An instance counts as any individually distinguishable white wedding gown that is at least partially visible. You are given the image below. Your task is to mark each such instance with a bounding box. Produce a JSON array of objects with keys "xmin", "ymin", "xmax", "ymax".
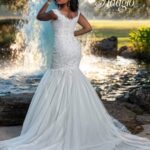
[{"xmin": 0, "ymin": 8, "xmax": 150, "ymax": 150}]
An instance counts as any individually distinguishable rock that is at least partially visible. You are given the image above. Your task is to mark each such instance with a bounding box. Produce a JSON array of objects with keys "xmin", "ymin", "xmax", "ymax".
[
  {"xmin": 135, "ymin": 69, "xmax": 149, "ymax": 77},
  {"xmin": 137, "ymin": 124, "xmax": 150, "ymax": 139},
  {"xmin": 0, "ymin": 126, "xmax": 22, "ymax": 140},
  {"xmin": 91, "ymin": 36, "xmax": 118, "ymax": 58},
  {"xmin": 116, "ymin": 92, "xmax": 130, "ymax": 102},
  {"xmin": 124, "ymin": 92, "xmax": 130, "ymax": 99},
  {"xmin": 0, "ymin": 93, "xmax": 33, "ymax": 126},
  {"xmin": 118, "ymin": 46, "xmax": 136, "ymax": 58},
  {"xmin": 128, "ymin": 86, "xmax": 150, "ymax": 113},
  {"xmin": 107, "ymin": 85, "xmax": 113, "ymax": 93},
  {"xmin": 121, "ymin": 102, "xmax": 144, "ymax": 115},
  {"xmin": 0, "ymin": 91, "xmax": 146, "ymax": 134},
  {"xmin": 95, "ymin": 87, "xmax": 102, "ymax": 99},
  {"xmin": 136, "ymin": 114, "xmax": 150, "ymax": 124},
  {"xmin": 102, "ymin": 100, "xmax": 143, "ymax": 134}
]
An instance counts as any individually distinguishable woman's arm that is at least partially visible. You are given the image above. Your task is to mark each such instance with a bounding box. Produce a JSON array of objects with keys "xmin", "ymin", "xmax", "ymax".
[
  {"xmin": 74, "ymin": 13, "xmax": 92, "ymax": 36},
  {"xmin": 36, "ymin": 0, "xmax": 57, "ymax": 21}
]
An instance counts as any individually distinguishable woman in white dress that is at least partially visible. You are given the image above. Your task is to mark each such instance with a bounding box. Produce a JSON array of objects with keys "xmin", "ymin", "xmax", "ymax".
[{"xmin": 0, "ymin": 0, "xmax": 150, "ymax": 149}]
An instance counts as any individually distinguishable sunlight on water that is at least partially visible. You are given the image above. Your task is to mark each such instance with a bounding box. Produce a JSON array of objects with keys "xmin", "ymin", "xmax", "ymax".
[
  {"xmin": 80, "ymin": 55, "xmax": 137, "ymax": 80},
  {"xmin": 0, "ymin": 24, "xmax": 44, "ymax": 78},
  {"xmin": 87, "ymin": 0, "xmax": 96, "ymax": 4},
  {"xmin": 79, "ymin": 34, "xmax": 137, "ymax": 80},
  {"xmin": 0, "ymin": 0, "xmax": 57, "ymax": 79}
]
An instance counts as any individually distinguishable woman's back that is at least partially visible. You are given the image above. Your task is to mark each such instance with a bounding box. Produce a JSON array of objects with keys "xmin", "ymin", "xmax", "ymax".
[
  {"xmin": 50, "ymin": 8, "xmax": 82, "ymax": 70},
  {"xmin": 51, "ymin": 9, "xmax": 80, "ymax": 36}
]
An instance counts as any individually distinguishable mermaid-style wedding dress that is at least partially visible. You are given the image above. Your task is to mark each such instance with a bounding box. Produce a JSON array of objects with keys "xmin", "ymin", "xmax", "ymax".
[{"xmin": 0, "ymin": 8, "xmax": 150, "ymax": 150}]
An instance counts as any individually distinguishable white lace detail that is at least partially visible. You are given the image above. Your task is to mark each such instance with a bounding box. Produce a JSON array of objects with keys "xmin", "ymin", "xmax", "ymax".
[{"xmin": 50, "ymin": 8, "xmax": 81, "ymax": 71}]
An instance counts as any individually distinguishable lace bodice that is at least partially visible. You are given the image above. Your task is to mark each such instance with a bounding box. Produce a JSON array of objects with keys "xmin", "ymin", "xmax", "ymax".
[{"xmin": 50, "ymin": 8, "xmax": 82, "ymax": 71}]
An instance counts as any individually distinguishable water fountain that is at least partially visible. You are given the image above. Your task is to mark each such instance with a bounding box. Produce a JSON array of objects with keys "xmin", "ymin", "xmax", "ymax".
[
  {"xmin": 9, "ymin": 0, "xmax": 57, "ymax": 72},
  {"xmin": 0, "ymin": 0, "xmax": 58, "ymax": 95}
]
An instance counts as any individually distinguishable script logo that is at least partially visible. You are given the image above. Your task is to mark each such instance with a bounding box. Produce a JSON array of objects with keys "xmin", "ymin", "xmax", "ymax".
[{"xmin": 94, "ymin": 0, "xmax": 135, "ymax": 12}]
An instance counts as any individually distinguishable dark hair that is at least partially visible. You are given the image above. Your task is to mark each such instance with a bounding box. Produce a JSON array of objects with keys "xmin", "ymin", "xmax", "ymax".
[{"xmin": 54, "ymin": 0, "xmax": 79, "ymax": 12}]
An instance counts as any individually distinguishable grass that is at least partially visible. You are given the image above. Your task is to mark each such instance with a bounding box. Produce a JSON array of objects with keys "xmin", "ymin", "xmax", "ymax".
[
  {"xmin": 1, "ymin": 19, "xmax": 150, "ymax": 49},
  {"xmin": 88, "ymin": 20, "xmax": 150, "ymax": 49}
]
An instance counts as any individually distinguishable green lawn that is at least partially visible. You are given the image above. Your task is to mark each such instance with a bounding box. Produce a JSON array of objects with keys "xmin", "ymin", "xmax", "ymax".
[{"xmin": 88, "ymin": 20, "xmax": 150, "ymax": 48}]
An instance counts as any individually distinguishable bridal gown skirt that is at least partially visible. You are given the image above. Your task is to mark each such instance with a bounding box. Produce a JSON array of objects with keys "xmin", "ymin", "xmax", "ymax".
[{"xmin": 0, "ymin": 66, "xmax": 150, "ymax": 150}]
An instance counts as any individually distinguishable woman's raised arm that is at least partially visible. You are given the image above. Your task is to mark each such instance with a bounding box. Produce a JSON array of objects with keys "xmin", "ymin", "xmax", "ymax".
[{"xmin": 36, "ymin": 0, "xmax": 57, "ymax": 21}]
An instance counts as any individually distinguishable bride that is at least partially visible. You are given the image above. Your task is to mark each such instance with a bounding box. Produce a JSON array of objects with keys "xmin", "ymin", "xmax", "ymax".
[{"xmin": 0, "ymin": 0, "xmax": 150, "ymax": 149}]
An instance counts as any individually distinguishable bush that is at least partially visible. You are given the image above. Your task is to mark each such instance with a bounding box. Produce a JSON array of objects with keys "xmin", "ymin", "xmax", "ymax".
[
  {"xmin": 0, "ymin": 0, "xmax": 27, "ymax": 12},
  {"xmin": 129, "ymin": 27, "xmax": 150, "ymax": 62}
]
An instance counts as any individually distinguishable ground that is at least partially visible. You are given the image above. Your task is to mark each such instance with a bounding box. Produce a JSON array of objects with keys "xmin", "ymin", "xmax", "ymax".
[{"xmin": 0, "ymin": 125, "xmax": 150, "ymax": 141}]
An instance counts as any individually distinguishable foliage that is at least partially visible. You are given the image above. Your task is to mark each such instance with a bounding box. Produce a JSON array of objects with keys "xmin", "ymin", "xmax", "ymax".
[
  {"xmin": 90, "ymin": 20, "xmax": 150, "ymax": 48},
  {"xmin": 94, "ymin": 0, "xmax": 150, "ymax": 19},
  {"xmin": 0, "ymin": 0, "xmax": 27, "ymax": 12},
  {"xmin": 0, "ymin": 24, "xmax": 16, "ymax": 46},
  {"xmin": 1, "ymin": 0, "xmax": 150, "ymax": 18},
  {"xmin": 129, "ymin": 27, "xmax": 150, "ymax": 61}
]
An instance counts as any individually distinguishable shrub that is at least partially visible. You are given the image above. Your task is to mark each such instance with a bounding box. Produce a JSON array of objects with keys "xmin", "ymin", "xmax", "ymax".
[
  {"xmin": 0, "ymin": 0, "xmax": 27, "ymax": 12},
  {"xmin": 129, "ymin": 27, "xmax": 150, "ymax": 62}
]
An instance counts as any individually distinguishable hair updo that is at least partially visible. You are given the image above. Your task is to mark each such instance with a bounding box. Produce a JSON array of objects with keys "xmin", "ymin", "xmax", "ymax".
[{"xmin": 54, "ymin": 0, "xmax": 79, "ymax": 12}]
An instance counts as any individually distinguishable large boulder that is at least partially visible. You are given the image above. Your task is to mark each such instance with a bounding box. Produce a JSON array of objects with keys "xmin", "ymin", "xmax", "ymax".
[
  {"xmin": 118, "ymin": 46, "xmax": 136, "ymax": 58},
  {"xmin": 136, "ymin": 114, "xmax": 150, "ymax": 124},
  {"xmin": 91, "ymin": 36, "xmax": 118, "ymax": 58},
  {"xmin": 0, "ymin": 93, "xmax": 32, "ymax": 126},
  {"xmin": 102, "ymin": 100, "xmax": 143, "ymax": 134},
  {"xmin": 128, "ymin": 86, "xmax": 150, "ymax": 113},
  {"xmin": 0, "ymin": 92, "xmax": 144, "ymax": 134}
]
